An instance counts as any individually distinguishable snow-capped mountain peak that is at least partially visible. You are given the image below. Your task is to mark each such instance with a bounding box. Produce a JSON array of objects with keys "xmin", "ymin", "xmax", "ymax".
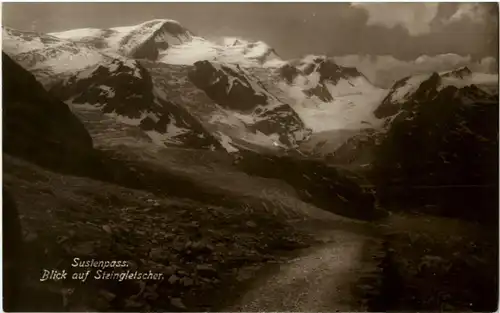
[
  {"xmin": 50, "ymin": 19, "xmax": 193, "ymax": 60},
  {"xmin": 48, "ymin": 19, "xmax": 284, "ymax": 68},
  {"xmin": 2, "ymin": 26, "xmax": 110, "ymax": 86},
  {"xmin": 441, "ymin": 66, "xmax": 472, "ymax": 79},
  {"xmin": 375, "ymin": 66, "xmax": 498, "ymax": 119}
]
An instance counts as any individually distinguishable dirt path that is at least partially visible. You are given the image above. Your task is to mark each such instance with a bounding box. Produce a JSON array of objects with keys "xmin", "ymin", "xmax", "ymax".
[{"xmin": 226, "ymin": 229, "xmax": 381, "ymax": 312}]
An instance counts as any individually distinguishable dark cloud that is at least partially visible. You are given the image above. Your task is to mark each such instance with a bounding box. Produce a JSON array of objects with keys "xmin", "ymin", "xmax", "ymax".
[{"xmin": 2, "ymin": 2, "xmax": 497, "ymax": 61}]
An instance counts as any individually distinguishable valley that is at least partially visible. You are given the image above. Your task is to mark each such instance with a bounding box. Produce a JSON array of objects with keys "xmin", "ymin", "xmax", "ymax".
[{"xmin": 2, "ymin": 13, "xmax": 498, "ymax": 312}]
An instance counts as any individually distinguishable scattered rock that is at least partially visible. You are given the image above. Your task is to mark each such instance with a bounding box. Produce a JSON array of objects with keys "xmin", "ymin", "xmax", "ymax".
[
  {"xmin": 72, "ymin": 241, "xmax": 95, "ymax": 255},
  {"xmin": 170, "ymin": 297, "xmax": 187, "ymax": 310},
  {"xmin": 124, "ymin": 298, "xmax": 143, "ymax": 309},
  {"xmin": 196, "ymin": 264, "xmax": 218, "ymax": 277},
  {"xmin": 180, "ymin": 277, "xmax": 194, "ymax": 287},
  {"xmin": 246, "ymin": 221, "xmax": 257, "ymax": 228},
  {"xmin": 163, "ymin": 266, "xmax": 175, "ymax": 276},
  {"xmin": 98, "ymin": 289, "xmax": 116, "ymax": 302},
  {"xmin": 102, "ymin": 225, "xmax": 112, "ymax": 234},
  {"xmin": 149, "ymin": 247, "xmax": 168, "ymax": 260},
  {"xmin": 168, "ymin": 274, "xmax": 180, "ymax": 284}
]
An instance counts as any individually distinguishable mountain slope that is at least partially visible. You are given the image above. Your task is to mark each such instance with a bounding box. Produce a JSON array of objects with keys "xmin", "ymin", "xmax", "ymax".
[
  {"xmin": 375, "ymin": 67, "xmax": 498, "ymax": 119},
  {"xmin": 330, "ymin": 68, "xmax": 498, "ymax": 222},
  {"xmin": 49, "ymin": 20, "xmax": 283, "ymax": 68},
  {"xmin": 266, "ymin": 56, "xmax": 387, "ymax": 134},
  {"xmin": 5, "ymin": 20, "xmax": 313, "ymax": 151},
  {"xmin": 2, "ymin": 52, "xmax": 95, "ymax": 172},
  {"xmin": 50, "ymin": 19, "xmax": 193, "ymax": 61},
  {"xmin": 3, "ymin": 27, "xmax": 109, "ymax": 87},
  {"xmin": 50, "ymin": 58, "xmax": 221, "ymax": 150},
  {"xmin": 188, "ymin": 61, "xmax": 311, "ymax": 148}
]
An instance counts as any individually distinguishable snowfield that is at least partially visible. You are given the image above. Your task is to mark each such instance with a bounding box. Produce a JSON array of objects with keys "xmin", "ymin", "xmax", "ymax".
[
  {"xmin": 292, "ymin": 89, "xmax": 387, "ymax": 132},
  {"xmin": 159, "ymin": 36, "xmax": 283, "ymax": 67},
  {"xmin": 49, "ymin": 19, "xmax": 283, "ymax": 68},
  {"xmin": 3, "ymin": 27, "xmax": 110, "ymax": 83},
  {"xmin": 271, "ymin": 55, "xmax": 389, "ymax": 132},
  {"xmin": 50, "ymin": 19, "xmax": 192, "ymax": 57}
]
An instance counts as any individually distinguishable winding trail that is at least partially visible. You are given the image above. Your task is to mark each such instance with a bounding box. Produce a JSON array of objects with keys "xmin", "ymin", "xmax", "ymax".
[{"xmin": 227, "ymin": 229, "xmax": 382, "ymax": 312}]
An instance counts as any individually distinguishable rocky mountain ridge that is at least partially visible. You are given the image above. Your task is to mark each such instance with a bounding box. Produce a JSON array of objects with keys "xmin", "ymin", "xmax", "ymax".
[{"xmin": 3, "ymin": 18, "xmax": 498, "ymax": 163}]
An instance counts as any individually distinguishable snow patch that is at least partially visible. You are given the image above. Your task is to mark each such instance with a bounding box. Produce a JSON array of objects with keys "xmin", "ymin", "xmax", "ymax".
[
  {"xmin": 50, "ymin": 19, "xmax": 191, "ymax": 57},
  {"xmin": 239, "ymin": 131, "xmax": 285, "ymax": 149},
  {"xmin": 291, "ymin": 87, "xmax": 386, "ymax": 132},
  {"xmin": 99, "ymin": 85, "xmax": 115, "ymax": 98},
  {"xmin": 159, "ymin": 35, "xmax": 283, "ymax": 67},
  {"xmin": 165, "ymin": 118, "xmax": 190, "ymax": 139},
  {"xmin": 49, "ymin": 28, "xmax": 106, "ymax": 40},
  {"xmin": 214, "ymin": 132, "xmax": 239, "ymax": 153},
  {"xmin": 145, "ymin": 130, "xmax": 169, "ymax": 146},
  {"xmin": 388, "ymin": 74, "xmax": 430, "ymax": 104},
  {"xmin": 106, "ymin": 112, "xmax": 145, "ymax": 126},
  {"xmin": 68, "ymin": 101, "xmax": 102, "ymax": 111}
]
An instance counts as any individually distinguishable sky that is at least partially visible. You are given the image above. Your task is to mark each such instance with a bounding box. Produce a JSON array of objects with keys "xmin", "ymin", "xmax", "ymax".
[{"xmin": 2, "ymin": 2, "xmax": 498, "ymax": 62}]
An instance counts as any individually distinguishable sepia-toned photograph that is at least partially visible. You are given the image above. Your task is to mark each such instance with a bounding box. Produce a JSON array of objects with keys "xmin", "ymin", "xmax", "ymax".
[{"xmin": 1, "ymin": 2, "xmax": 499, "ymax": 312}]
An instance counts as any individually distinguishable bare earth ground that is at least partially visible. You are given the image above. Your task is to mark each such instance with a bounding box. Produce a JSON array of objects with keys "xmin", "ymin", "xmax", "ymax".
[{"xmin": 226, "ymin": 229, "xmax": 383, "ymax": 312}]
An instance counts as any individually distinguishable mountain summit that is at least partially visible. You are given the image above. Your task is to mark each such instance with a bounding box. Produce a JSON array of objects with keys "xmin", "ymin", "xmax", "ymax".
[
  {"xmin": 50, "ymin": 19, "xmax": 193, "ymax": 60},
  {"xmin": 48, "ymin": 19, "xmax": 283, "ymax": 67}
]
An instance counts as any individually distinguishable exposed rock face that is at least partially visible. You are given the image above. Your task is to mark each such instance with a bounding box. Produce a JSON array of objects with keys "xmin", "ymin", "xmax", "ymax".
[
  {"xmin": 189, "ymin": 60, "xmax": 311, "ymax": 147},
  {"xmin": 315, "ymin": 58, "xmax": 365, "ymax": 84},
  {"xmin": 3, "ymin": 52, "xmax": 94, "ymax": 172},
  {"xmin": 279, "ymin": 64, "xmax": 300, "ymax": 84},
  {"xmin": 279, "ymin": 56, "xmax": 374, "ymax": 102},
  {"xmin": 441, "ymin": 66, "xmax": 472, "ymax": 79},
  {"xmin": 303, "ymin": 84, "xmax": 333, "ymax": 102},
  {"xmin": 51, "ymin": 58, "xmax": 221, "ymax": 149},
  {"xmin": 53, "ymin": 59, "xmax": 153, "ymax": 114},
  {"xmin": 128, "ymin": 20, "xmax": 193, "ymax": 60},
  {"xmin": 189, "ymin": 61, "xmax": 268, "ymax": 111},
  {"xmin": 374, "ymin": 73, "xmax": 441, "ymax": 119}
]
